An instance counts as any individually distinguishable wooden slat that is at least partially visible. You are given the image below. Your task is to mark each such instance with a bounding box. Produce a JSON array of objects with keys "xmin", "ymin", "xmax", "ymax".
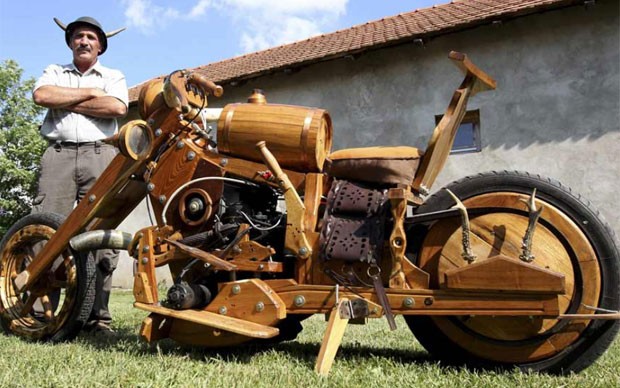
[
  {"xmin": 444, "ymin": 255, "xmax": 565, "ymax": 293},
  {"xmin": 134, "ymin": 302, "xmax": 279, "ymax": 339},
  {"xmin": 315, "ymin": 298, "xmax": 350, "ymax": 376}
]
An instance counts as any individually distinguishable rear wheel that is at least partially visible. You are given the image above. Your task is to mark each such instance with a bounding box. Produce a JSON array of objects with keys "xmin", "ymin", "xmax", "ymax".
[
  {"xmin": 0, "ymin": 213, "xmax": 96, "ymax": 341},
  {"xmin": 406, "ymin": 171, "xmax": 620, "ymax": 374}
]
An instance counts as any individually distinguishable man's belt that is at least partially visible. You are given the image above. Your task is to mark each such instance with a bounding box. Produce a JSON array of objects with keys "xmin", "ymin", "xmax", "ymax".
[{"xmin": 50, "ymin": 140, "xmax": 104, "ymax": 148}]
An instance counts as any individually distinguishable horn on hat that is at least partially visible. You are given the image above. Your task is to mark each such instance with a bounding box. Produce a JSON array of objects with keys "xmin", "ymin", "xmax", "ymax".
[
  {"xmin": 53, "ymin": 17, "xmax": 67, "ymax": 31},
  {"xmin": 106, "ymin": 27, "xmax": 127, "ymax": 38},
  {"xmin": 53, "ymin": 17, "xmax": 126, "ymax": 37}
]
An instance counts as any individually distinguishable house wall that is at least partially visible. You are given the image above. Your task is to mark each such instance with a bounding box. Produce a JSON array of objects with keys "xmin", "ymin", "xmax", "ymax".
[{"xmin": 115, "ymin": 1, "xmax": 619, "ymax": 288}]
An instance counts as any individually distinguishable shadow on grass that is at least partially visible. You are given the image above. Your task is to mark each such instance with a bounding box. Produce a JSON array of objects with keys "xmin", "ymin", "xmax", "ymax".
[{"xmin": 76, "ymin": 326, "xmax": 451, "ymax": 372}]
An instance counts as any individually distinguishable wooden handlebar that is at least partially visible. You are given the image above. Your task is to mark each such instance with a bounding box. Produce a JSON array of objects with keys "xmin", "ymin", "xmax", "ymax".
[
  {"xmin": 188, "ymin": 73, "xmax": 224, "ymax": 97},
  {"xmin": 449, "ymin": 51, "xmax": 496, "ymax": 94}
]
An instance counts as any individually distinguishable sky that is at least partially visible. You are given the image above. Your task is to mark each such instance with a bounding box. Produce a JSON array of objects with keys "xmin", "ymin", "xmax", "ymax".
[{"xmin": 0, "ymin": 0, "xmax": 448, "ymax": 88}]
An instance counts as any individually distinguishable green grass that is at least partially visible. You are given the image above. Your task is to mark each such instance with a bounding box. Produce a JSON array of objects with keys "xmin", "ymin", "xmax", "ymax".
[{"xmin": 1, "ymin": 290, "xmax": 619, "ymax": 387}]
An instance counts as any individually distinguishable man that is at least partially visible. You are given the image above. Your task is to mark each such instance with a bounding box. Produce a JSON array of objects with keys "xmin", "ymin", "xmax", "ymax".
[{"xmin": 32, "ymin": 16, "xmax": 128, "ymax": 334}]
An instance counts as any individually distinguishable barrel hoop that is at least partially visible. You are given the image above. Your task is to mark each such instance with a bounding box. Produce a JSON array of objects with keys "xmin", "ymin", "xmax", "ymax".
[
  {"xmin": 222, "ymin": 104, "xmax": 238, "ymax": 153},
  {"xmin": 300, "ymin": 109, "xmax": 314, "ymax": 170}
]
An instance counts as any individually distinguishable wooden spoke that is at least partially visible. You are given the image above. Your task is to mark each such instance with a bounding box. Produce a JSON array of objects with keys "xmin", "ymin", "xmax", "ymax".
[
  {"xmin": 19, "ymin": 293, "xmax": 37, "ymax": 317},
  {"xmin": 41, "ymin": 295, "xmax": 55, "ymax": 321}
]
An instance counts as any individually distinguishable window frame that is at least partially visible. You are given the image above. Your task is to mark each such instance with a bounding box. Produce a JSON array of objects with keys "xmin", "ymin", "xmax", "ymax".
[{"xmin": 434, "ymin": 109, "xmax": 481, "ymax": 154}]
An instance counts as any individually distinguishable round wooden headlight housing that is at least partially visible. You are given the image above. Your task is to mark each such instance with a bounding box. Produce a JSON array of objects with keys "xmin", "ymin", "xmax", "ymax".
[{"xmin": 117, "ymin": 120, "xmax": 154, "ymax": 161}]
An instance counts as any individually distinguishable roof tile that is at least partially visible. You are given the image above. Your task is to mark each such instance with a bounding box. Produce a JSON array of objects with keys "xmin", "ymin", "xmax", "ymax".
[{"xmin": 129, "ymin": 0, "xmax": 579, "ymax": 102}]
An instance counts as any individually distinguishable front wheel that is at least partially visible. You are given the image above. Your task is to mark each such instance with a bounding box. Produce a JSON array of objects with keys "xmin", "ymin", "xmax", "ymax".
[
  {"xmin": 0, "ymin": 213, "xmax": 96, "ymax": 341},
  {"xmin": 406, "ymin": 171, "xmax": 620, "ymax": 374}
]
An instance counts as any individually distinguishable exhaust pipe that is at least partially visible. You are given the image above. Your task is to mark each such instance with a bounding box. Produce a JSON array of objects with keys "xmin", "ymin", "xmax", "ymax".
[{"xmin": 70, "ymin": 230, "xmax": 133, "ymax": 252}]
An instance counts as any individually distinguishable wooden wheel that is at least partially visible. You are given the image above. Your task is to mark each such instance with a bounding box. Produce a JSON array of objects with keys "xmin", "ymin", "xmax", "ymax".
[
  {"xmin": 0, "ymin": 213, "xmax": 95, "ymax": 341},
  {"xmin": 406, "ymin": 171, "xmax": 620, "ymax": 374}
]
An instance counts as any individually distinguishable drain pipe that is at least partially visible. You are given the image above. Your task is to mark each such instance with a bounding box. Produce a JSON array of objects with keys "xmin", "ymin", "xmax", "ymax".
[{"xmin": 70, "ymin": 230, "xmax": 133, "ymax": 252}]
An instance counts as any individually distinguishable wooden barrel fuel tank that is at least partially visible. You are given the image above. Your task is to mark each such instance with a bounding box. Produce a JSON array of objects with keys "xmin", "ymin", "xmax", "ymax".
[{"xmin": 217, "ymin": 92, "xmax": 332, "ymax": 172}]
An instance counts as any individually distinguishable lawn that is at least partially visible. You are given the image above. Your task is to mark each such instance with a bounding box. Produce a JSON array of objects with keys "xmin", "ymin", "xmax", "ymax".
[{"xmin": 0, "ymin": 290, "xmax": 619, "ymax": 387}]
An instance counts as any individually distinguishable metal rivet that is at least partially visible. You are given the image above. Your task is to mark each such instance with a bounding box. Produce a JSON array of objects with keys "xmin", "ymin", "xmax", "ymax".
[
  {"xmin": 257, "ymin": 264, "xmax": 265, "ymax": 270},
  {"xmin": 147, "ymin": 119, "xmax": 155, "ymax": 126},
  {"xmin": 176, "ymin": 141, "xmax": 185, "ymax": 149},
  {"xmin": 154, "ymin": 128, "xmax": 163, "ymax": 137},
  {"xmin": 424, "ymin": 297, "xmax": 433, "ymax": 306},
  {"xmin": 231, "ymin": 285, "xmax": 241, "ymax": 295},
  {"xmin": 220, "ymin": 158, "xmax": 228, "ymax": 167},
  {"xmin": 147, "ymin": 183, "xmax": 155, "ymax": 192},
  {"xmin": 187, "ymin": 151, "xmax": 196, "ymax": 161},
  {"xmin": 159, "ymin": 195, "xmax": 166, "ymax": 204},
  {"xmin": 293, "ymin": 295, "xmax": 305, "ymax": 307},
  {"xmin": 403, "ymin": 297, "xmax": 414, "ymax": 308},
  {"xmin": 142, "ymin": 246, "xmax": 150, "ymax": 253},
  {"xmin": 393, "ymin": 238, "xmax": 404, "ymax": 248},
  {"xmin": 255, "ymin": 301, "xmax": 265, "ymax": 312},
  {"xmin": 141, "ymin": 257, "xmax": 148, "ymax": 264},
  {"xmin": 88, "ymin": 194, "xmax": 96, "ymax": 203},
  {"xmin": 218, "ymin": 306, "xmax": 227, "ymax": 315},
  {"xmin": 299, "ymin": 247, "xmax": 309, "ymax": 256}
]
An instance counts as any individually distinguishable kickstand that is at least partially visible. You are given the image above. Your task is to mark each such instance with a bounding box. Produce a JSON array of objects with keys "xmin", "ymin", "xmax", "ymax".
[{"xmin": 314, "ymin": 298, "xmax": 350, "ymax": 376}]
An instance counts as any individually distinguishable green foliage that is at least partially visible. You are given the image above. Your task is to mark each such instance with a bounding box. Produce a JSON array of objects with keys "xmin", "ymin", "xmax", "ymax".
[
  {"xmin": 0, "ymin": 290, "xmax": 619, "ymax": 387},
  {"xmin": 0, "ymin": 60, "xmax": 46, "ymax": 239}
]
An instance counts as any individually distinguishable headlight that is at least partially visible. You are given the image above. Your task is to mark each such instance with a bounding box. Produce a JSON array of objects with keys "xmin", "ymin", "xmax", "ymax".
[{"xmin": 117, "ymin": 120, "xmax": 154, "ymax": 161}]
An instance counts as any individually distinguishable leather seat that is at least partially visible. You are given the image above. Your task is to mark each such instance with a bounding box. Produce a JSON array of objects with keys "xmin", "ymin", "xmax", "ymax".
[{"xmin": 325, "ymin": 146, "xmax": 423, "ymax": 186}]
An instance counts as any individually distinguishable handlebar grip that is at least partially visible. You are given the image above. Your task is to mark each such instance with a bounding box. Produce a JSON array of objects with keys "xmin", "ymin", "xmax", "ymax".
[{"xmin": 188, "ymin": 73, "xmax": 224, "ymax": 97}]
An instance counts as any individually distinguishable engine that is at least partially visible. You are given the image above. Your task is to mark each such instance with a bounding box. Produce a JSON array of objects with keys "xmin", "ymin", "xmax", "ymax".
[{"xmin": 165, "ymin": 181, "xmax": 286, "ymax": 309}]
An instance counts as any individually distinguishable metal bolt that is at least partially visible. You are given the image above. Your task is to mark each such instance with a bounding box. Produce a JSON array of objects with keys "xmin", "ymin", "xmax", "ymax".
[
  {"xmin": 257, "ymin": 264, "xmax": 265, "ymax": 270},
  {"xmin": 159, "ymin": 195, "xmax": 167, "ymax": 204},
  {"xmin": 220, "ymin": 158, "xmax": 228, "ymax": 167},
  {"xmin": 293, "ymin": 295, "xmax": 306, "ymax": 307},
  {"xmin": 187, "ymin": 151, "xmax": 196, "ymax": 161},
  {"xmin": 218, "ymin": 306, "xmax": 227, "ymax": 315},
  {"xmin": 403, "ymin": 298, "xmax": 414, "ymax": 308},
  {"xmin": 88, "ymin": 194, "xmax": 96, "ymax": 203},
  {"xmin": 299, "ymin": 247, "xmax": 309, "ymax": 256},
  {"xmin": 424, "ymin": 297, "xmax": 434, "ymax": 306},
  {"xmin": 147, "ymin": 183, "xmax": 155, "ymax": 192},
  {"xmin": 393, "ymin": 238, "xmax": 404, "ymax": 248},
  {"xmin": 142, "ymin": 246, "xmax": 150, "ymax": 253},
  {"xmin": 141, "ymin": 257, "xmax": 148, "ymax": 264},
  {"xmin": 231, "ymin": 284, "xmax": 241, "ymax": 295},
  {"xmin": 154, "ymin": 128, "xmax": 163, "ymax": 137},
  {"xmin": 255, "ymin": 301, "xmax": 265, "ymax": 312}
]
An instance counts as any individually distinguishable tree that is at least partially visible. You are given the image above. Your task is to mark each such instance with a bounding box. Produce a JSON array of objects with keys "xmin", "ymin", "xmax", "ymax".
[{"xmin": 0, "ymin": 60, "xmax": 46, "ymax": 239}]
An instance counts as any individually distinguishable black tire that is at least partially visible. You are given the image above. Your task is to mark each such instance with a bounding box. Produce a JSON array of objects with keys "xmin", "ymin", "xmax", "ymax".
[
  {"xmin": 405, "ymin": 171, "xmax": 620, "ymax": 374},
  {"xmin": 0, "ymin": 213, "xmax": 96, "ymax": 342}
]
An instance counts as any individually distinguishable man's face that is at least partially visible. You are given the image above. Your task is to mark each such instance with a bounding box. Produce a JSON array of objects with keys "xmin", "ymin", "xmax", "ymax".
[{"xmin": 70, "ymin": 26, "xmax": 102, "ymax": 64}]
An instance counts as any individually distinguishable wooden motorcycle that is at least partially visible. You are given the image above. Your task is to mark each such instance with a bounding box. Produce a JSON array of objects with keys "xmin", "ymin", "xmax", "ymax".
[{"xmin": 1, "ymin": 52, "xmax": 619, "ymax": 375}]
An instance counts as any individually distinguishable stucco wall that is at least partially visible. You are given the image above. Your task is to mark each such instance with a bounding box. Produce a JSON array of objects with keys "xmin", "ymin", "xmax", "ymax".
[{"xmin": 115, "ymin": 1, "xmax": 619, "ymax": 288}]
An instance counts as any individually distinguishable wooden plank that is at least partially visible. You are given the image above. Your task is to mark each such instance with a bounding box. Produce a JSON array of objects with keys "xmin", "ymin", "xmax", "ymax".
[
  {"xmin": 275, "ymin": 285, "xmax": 559, "ymax": 316},
  {"xmin": 134, "ymin": 302, "xmax": 279, "ymax": 339},
  {"xmin": 444, "ymin": 255, "xmax": 565, "ymax": 293},
  {"xmin": 166, "ymin": 238, "xmax": 237, "ymax": 271},
  {"xmin": 315, "ymin": 298, "xmax": 350, "ymax": 376}
]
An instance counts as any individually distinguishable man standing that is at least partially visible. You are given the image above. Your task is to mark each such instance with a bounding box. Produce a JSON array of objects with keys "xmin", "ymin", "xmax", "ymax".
[{"xmin": 32, "ymin": 16, "xmax": 128, "ymax": 334}]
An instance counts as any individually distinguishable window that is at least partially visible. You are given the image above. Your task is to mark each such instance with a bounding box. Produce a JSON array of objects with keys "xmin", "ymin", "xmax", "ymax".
[{"xmin": 434, "ymin": 109, "xmax": 481, "ymax": 154}]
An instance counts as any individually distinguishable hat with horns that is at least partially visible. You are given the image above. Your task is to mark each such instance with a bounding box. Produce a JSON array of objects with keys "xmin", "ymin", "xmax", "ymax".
[{"xmin": 53, "ymin": 16, "xmax": 126, "ymax": 55}]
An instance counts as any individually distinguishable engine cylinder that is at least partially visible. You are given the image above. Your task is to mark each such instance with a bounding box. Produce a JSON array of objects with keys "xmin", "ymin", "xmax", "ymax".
[{"xmin": 166, "ymin": 282, "xmax": 212, "ymax": 310}]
